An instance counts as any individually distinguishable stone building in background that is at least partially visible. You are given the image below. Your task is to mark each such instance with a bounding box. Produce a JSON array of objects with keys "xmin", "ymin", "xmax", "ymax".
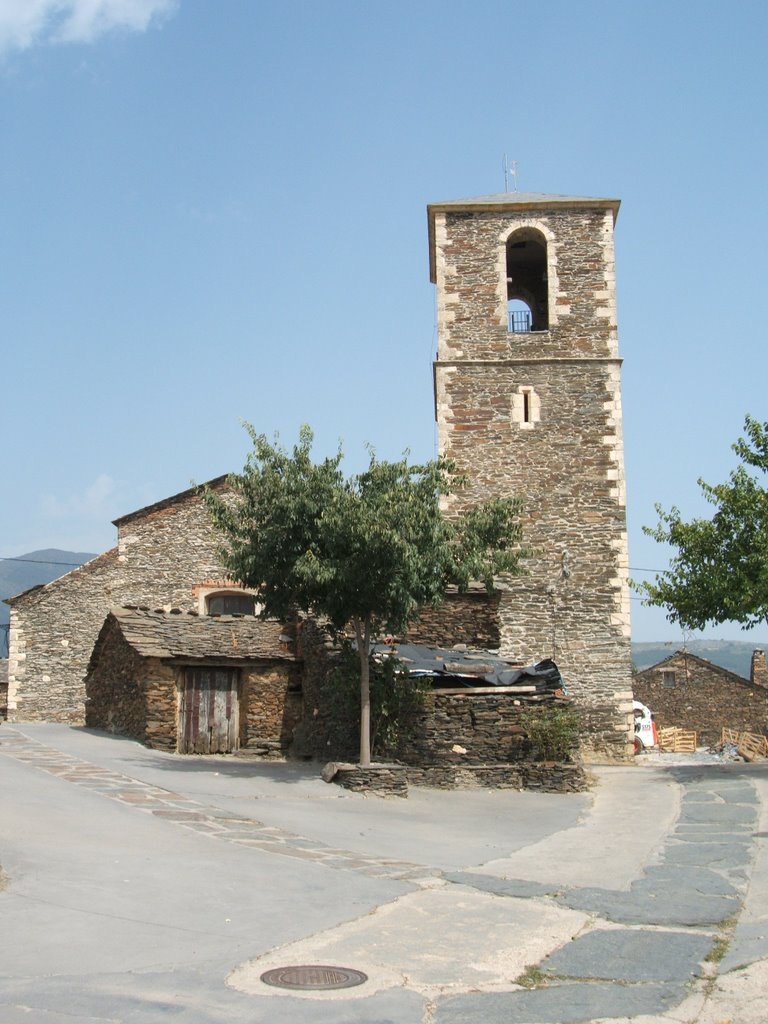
[
  {"xmin": 633, "ymin": 649, "xmax": 768, "ymax": 746},
  {"xmin": 4, "ymin": 478, "xmax": 243, "ymax": 723},
  {"xmin": 429, "ymin": 191, "xmax": 633, "ymax": 758}
]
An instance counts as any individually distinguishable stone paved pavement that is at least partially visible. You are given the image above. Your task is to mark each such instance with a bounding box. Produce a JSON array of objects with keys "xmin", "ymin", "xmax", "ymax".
[
  {"xmin": 0, "ymin": 728, "xmax": 428, "ymax": 881},
  {"xmin": 1, "ymin": 724, "xmax": 767, "ymax": 1023}
]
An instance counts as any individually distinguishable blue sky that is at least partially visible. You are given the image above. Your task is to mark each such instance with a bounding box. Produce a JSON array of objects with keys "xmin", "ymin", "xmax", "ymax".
[{"xmin": 2, "ymin": 0, "xmax": 767, "ymax": 643}]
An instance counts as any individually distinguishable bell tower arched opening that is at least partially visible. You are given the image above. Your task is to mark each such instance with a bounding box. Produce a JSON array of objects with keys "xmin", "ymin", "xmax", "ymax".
[{"xmin": 506, "ymin": 228, "xmax": 548, "ymax": 332}]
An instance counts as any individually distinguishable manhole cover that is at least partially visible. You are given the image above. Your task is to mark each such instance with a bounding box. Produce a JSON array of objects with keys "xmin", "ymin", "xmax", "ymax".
[{"xmin": 259, "ymin": 965, "xmax": 368, "ymax": 990}]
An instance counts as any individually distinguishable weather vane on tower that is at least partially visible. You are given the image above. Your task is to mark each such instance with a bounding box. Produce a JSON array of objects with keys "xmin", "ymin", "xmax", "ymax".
[{"xmin": 502, "ymin": 154, "xmax": 519, "ymax": 193}]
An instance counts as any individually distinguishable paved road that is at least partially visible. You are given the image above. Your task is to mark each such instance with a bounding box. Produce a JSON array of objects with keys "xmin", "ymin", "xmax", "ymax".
[{"xmin": 1, "ymin": 723, "xmax": 766, "ymax": 1023}]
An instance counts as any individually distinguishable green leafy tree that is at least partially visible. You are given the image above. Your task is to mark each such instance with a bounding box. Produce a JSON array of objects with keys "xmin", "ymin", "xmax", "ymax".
[
  {"xmin": 638, "ymin": 416, "xmax": 768, "ymax": 631},
  {"xmin": 324, "ymin": 642, "xmax": 430, "ymax": 760},
  {"xmin": 203, "ymin": 424, "xmax": 527, "ymax": 766}
]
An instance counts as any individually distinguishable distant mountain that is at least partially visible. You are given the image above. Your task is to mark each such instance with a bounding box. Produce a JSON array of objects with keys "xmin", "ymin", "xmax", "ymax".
[
  {"xmin": 0, "ymin": 550, "xmax": 96, "ymax": 654},
  {"xmin": 632, "ymin": 639, "xmax": 768, "ymax": 680}
]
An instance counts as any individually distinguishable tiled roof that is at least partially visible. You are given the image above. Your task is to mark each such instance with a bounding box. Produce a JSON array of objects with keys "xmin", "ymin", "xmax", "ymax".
[
  {"xmin": 635, "ymin": 649, "xmax": 751, "ymax": 686},
  {"xmin": 429, "ymin": 191, "xmax": 619, "ymax": 208},
  {"xmin": 112, "ymin": 475, "xmax": 230, "ymax": 528},
  {"xmin": 102, "ymin": 606, "xmax": 297, "ymax": 663},
  {"xmin": 5, "ymin": 549, "xmax": 119, "ymax": 606}
]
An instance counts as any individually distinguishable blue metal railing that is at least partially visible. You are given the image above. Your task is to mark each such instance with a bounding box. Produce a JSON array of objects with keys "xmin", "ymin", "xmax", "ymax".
[{"xmin": 508, "ymin": 309, "xmax": 532, "ymax": 333}]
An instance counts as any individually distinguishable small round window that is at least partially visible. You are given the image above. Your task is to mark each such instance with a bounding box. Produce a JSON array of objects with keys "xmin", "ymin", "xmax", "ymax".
[{"xmin": 207, "ymin": 592, "xmax": 257, "ymax": 616}]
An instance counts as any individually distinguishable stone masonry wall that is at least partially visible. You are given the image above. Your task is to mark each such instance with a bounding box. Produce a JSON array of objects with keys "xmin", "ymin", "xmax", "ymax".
[
  {"xmin": 85, "ymin": 616, "xmax": 151, "ymax": 742},
  {"xmin": 7, "ymin": 483, "xmax": 232, "ymax": 724},
  {"xmin": 404, "ymin": 590, "xmax": 501, "ymax": 649},
  {"xmin": 0, "ymin": 659, "xmax": 9, "ymax": 720},
  {"xmin": 9, "ymin": 550, "xmax": 122, "ymax": 724},
  {"xmin": 241, "ymin": 662, "xmax": 303, "ymax": 756},
  {"xmin": 432, "ymin": 203, "xmax": 632, "ymax": 760},
  {"xmin": 434, "ymin": 207, "xmax": 619, "ymax": 362},
  {"xmin": 143, "ymin": 662, "xmax": 179, "ymax": 752},
  {"xmin": 633, "ymin": 652, "xmax": 768, "ymax": 746},
  {"xmin": 396, "ymin": 691, "xmax": 576, "ymax": 766}
]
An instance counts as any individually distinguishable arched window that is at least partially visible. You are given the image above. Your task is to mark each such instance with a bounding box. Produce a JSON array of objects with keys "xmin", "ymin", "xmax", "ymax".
[
  {"xmin": 506, "ymin": 229, "xmax": 549, "ymax": 332},
  {"xmin": 206, "ymin": 591, "xmax": 257, "ymax": 616}
]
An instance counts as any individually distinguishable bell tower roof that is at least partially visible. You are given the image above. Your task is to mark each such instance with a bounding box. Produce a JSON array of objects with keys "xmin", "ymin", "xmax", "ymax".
[{"xmin": 427, "ymin": 191, "xmax": 620, "ymax": 282}]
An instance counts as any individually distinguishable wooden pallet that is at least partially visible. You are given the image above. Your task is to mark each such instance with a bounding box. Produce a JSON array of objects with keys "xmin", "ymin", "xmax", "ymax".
[
  {"xmin": 721, "ymin": 727, "xmax": 768, "ymax": 761},
  {"xmin": 657, "ymin": 726, "xmax": 697, "ymax": 753}
]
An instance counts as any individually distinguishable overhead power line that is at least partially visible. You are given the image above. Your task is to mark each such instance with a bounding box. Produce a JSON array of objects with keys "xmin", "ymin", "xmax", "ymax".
[{"xmin": 0, "ymin": 556, "xmax": 86, "ymax": 567}]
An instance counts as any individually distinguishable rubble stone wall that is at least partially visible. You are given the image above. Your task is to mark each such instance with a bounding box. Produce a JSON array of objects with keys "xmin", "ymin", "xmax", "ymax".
[
  {"xmin": 633, "ymin": 653, "xmax": 768, "ymax": 746},
  {"xmin": 85, "ymin": 624, "xmax": 173, "ymax": 748},
  {"xmin": 241, "ymin": 662, "xmax": 303, "ymax": 756},
  {"xmin": 328, "ymin": 760, "xmax": 588, "ymax": 795},
  {"xmin": 396, "ymin": 691, "xmax": 577, "ymax": 766},
  {"xmin": 143, "ymin": 662, "xmax": 179, "ymax": 751},
  {"xmin": 404, "ymin": 590, "xmax": 501, "ymax": 650},
  {"xmin": 404, "ymin": 762, "xmax": 588, "ymax": 792},
  {"xmin": 432, "ymin": 203, "xmax": 632, "ymax": 760},
  {"xmin": 0, "ymin": 660, "xmax": 8, "ymax": 720},
  {"xmin": 7, "ymin": 486, "xmax": 232, "ymax": 724}
]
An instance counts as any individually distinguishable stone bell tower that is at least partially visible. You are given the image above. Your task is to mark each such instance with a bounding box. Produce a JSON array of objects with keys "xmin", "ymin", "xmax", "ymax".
[{"xmin": 428, "ymin": 191, "xmax": 633, "ymax": 759}]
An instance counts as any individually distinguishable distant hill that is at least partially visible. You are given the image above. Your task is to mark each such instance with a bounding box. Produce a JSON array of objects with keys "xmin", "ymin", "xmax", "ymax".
[
  {"xmin": 0, "ymin": 550, "xmax": 96, "ymax": 654},
  {"xmin": 632, "ymin": 639, "xmax": 768, "ymax": 680}
]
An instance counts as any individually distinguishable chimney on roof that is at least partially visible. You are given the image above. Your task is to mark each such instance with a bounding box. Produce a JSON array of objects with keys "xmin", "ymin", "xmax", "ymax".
[{"xmin": 750, "ymin": 649, "xmax": 768, "ymax": 689}]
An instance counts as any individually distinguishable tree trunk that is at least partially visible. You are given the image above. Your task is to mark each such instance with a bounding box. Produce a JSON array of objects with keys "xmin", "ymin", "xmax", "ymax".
[{"xmin": 354, "ymin": 617, "xmax": 372, "ymax": 767}]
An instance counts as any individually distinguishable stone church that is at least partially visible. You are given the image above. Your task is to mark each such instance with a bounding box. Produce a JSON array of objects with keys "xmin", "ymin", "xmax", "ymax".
[{"xmin": 6, "ymin": 190, "xmax": 633, "ymax": 759}]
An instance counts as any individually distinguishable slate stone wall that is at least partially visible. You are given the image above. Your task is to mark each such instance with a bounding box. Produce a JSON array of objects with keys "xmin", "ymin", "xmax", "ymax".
[
  {"xmin": 432, "ymin": 203, "xmax": 632, "ymax": 760},
  {"xmin": 85, "ymin": 616, "xmax": 153, "ymax": 742},
  {"xmin": 142, "ymin": 662, "xmax": 178, "ymax": 752},
  {"xmin": 7, "ymin": 485, "xmax": 232, "ymax": 724},
  {"xmin": 0, "ymin": 659, "xmax": 8, "ymax": 720},
  {"xmin": 751, "ymin": 650, "xmax": 768, "ymax": 689},
  {"xmin": 404, "ymin": 590, "xmax": 501, "ymax": 649},
  {"xmin": 9, "ymin": 550, "xmax": 122, "ymax": 725},
  {"xmin": 332, "ymin": 763, "xmax": 409, "ymax": 797},
  {"xmin": 633, "ymin": 652, "xmax": 768, "ymax": 746},
  {"xmin": 241, "ymin": 662, "xmax": 303, "ymax": 756},
  {"xmin": 404, "ymin": 762, "xmax": 588, "ymax": 792},
  {"xmin": 396, "ymin": 690, "xmax": 579, "ymax": 766},
  {"xmin": 328, "ymin": 760, "xmax": 588, "ymax": 795}
]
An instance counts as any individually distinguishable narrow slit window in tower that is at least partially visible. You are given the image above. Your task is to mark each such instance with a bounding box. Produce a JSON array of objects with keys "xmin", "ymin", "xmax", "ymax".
[{"xmin": 513, "ymin": 385, "xmax": 539, "ymax": 429}]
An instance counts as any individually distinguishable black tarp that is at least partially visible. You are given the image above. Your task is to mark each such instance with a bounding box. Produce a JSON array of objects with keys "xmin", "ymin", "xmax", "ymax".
[{"xmin": 370, "ymin": 642, "xmax": 566, "ymax": 693}]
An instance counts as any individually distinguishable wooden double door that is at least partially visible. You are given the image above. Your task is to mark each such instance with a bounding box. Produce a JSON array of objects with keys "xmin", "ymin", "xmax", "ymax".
[{"xmin": 179, "ymin": 667, "xmax": 240, "ymax": 754}]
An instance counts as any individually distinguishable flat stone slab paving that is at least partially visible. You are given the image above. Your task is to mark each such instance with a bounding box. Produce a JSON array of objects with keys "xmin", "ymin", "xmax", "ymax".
[
  {"xmin": 661, "ymin": 840, "xmax": 752, "ymax": 870},
  {"xmin": 722, "ymin": 920, "xmax": 768, "ymax": 973},
  {"xmin": 443, "ymin": 871, "xmax": 560, "ymax": 899},
  {"xmin": 679, "ymin": 802, "xmax": 757, "ymax": 825},
  {"xmin": 435, "ymin": 981, "xmax": 684, "ymax": 1023},
  {"xmin": 539, "ymin": 927, "xmax": 712, "ymax": 982},
  {"xmin": 558, "ymin": 868, "xmax": 742, "ymax": 926}
]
